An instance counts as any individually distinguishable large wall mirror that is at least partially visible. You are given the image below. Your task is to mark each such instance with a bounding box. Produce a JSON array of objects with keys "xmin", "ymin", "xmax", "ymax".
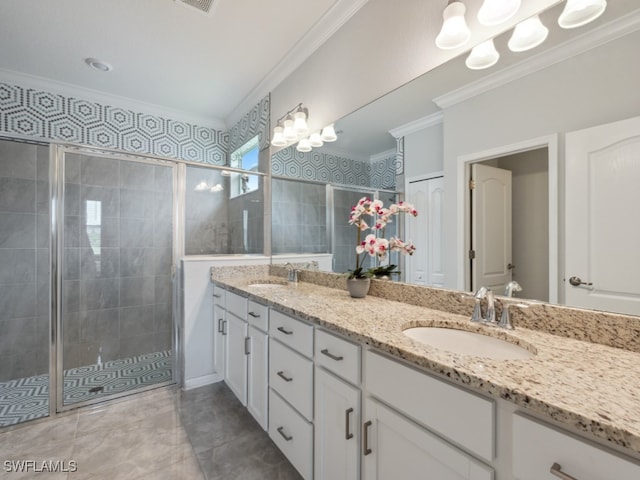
[{"xmin": 271, "ymin": 0, "xmax": 640, "ymax": 317}]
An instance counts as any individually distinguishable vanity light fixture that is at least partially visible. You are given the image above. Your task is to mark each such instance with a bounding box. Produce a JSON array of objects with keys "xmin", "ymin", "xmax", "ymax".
[
  {"xmin": 435, "ymin": 1, "xmax": 471, "ymax": 50},
  {"xmin": 508, "ymin": 14, "xmax": 549, "ymax": 52},
  {"xmin": 271, "ymin": 126, "xmax": 287, "ymax": 147},
  {"xmin": 271, "ymin": 103, "xmax": 310, "ymax": 147},
  {"xmin": 283, "ymin": 119, "xmax": 297, "ymax": 142},
  {"xmin": 558, "ymin": 0, "xmax": 607, "ymax": 29},
  {"xmin": 477, "ymin": 0, "xmax": 521, "ymax": 26},
  {"xmin": 293, "ymin": 110, "xmax": 309, "ymax": 135},
  {"xmin": 465, "ymin": 39, "xmax": 500, "ymax": 70}
]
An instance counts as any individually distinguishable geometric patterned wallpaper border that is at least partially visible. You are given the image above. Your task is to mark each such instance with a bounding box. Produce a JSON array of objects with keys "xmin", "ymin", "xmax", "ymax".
[
  {"xmin": 272, "ymin": 146, "xmax": 396, "ymax": 190},
  {"xmin": 0, "ymin": 82, "xmax": 228, "ymax": 164},
  {"xmin": 229, "ymin": 94, "xmax": 270, "ymax": 153}
]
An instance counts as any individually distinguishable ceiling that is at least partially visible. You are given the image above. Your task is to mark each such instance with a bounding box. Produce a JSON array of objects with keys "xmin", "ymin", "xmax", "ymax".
[{"xmin": 0, "ymin": 0, "xmax": 363, "ymax": 128}]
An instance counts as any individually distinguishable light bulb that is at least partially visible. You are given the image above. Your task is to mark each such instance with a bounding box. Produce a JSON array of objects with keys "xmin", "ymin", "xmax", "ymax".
[
  {"xmin": 320, "ymin": 124, "xmax": 337, "ymax": 142},
  {"xmin": 465, "ymin": 39, "xmax": 500, "ymax": 70},
  {"xmin": 558, "ymin": 0, "xmax": 607, "ymax": 29},
  {"xmin": 508, "ymin": 15, "xmax": 548, "ymax": 52},
  {"xmin": 296, "ymin": 138, "xmax": 312, "ymax": 153},
  {"xmin": 293, "ymin": 111, "xmax": 309, "ymax": 135},
  {"xmin": 477, "ymin": 0, "xmax": 521, "ymax": 26},
  {"xmin": 435, "ymin": 1, "xmax": 471, "ymax": 50},
  {"xmin": 271, "ymin": 126, "xmax": 287, "ymax": 147},
  {"xmin": 283, "ymin": 119, "xmax": 297, "ymax": 141},
  {"xmin": 309, "ymin": 132, "xmax": 324, "ymax": 148}
]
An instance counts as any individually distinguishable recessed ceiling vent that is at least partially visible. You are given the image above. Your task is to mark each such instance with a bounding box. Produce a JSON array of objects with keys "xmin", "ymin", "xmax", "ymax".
[{"xmin": 174, "ymin": 0, "xmax": 216, "ymax": 16}]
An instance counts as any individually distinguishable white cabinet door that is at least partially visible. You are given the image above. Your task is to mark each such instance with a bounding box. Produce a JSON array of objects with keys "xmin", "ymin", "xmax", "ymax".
[
  {"xmin": 213, "ymin": 303, "xmax": 226, "ymax": 376},
  {"xmin": 247, "ymin": 325, "xmax": 268, "ymax": 430},
  {"xmin": 224, "ymin": 313, "xmax": 248, "ymax": 406},
  {"xmin": 314, "ymin": 367, "xmax": 360, "ymax": 480},
  {"xmin": 362, "ymin": 398, "xmax": 493, "ymax": 480}
]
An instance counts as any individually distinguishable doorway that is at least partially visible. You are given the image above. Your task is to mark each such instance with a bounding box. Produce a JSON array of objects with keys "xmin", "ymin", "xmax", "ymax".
[{"xmin": 459, "ymin": 135, "xmax": 558, "ymax": 303}]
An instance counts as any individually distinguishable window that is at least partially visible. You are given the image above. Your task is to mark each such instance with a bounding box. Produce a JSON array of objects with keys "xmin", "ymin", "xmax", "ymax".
[{"xmin": 230, "ymin": 136, "xmax": 259, "ymax": 197}]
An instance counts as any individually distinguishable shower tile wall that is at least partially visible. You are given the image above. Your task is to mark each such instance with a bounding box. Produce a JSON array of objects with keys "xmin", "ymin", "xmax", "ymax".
[
  {"xmin": 0, "ymin": 140, "xmax": 50, "ymax": 381},
  {"xmin": 272, "ymin": 179, "xmax": 327, "ymax": 255},
  {"xmin": 62, "ymin": 154, "xmax": 173, "ymax": 370},
  {"xmin": 228, "ymin": 184, "xmax": 264, "ymax": 254}
]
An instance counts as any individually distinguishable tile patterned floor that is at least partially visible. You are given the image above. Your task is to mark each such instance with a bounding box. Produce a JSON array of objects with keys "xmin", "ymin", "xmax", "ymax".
[
  {"xmin": 0, "ymin": 351, "xmax": 173, "ymax": 427},
  {"xmin": 0, "ymin": 383, "xmax": 302, "ymax": 479}
]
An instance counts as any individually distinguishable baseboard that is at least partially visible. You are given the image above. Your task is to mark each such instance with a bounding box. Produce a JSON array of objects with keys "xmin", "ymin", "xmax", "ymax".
[{"xmin": 183, "ymin": 373, "xmax": 223, "ymax": 390}]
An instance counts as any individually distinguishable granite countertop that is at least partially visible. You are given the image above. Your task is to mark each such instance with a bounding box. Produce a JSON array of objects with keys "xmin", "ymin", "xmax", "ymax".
[{"xmin": 212, "ymin": 271, "xmax": 640, "ymax": 458}]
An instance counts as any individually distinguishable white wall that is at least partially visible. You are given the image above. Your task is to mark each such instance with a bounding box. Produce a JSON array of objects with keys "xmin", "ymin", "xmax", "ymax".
[
  {"xmin": 404, "ymin": 123, "xmax": 444, "ymax": 179},
  {"xmin": 442, "ymin": 30, "xmax": 640, "ymax": 289},
  {"xmin": 271, "ymin": 0, "xmax": 559, "ymax": 135}
]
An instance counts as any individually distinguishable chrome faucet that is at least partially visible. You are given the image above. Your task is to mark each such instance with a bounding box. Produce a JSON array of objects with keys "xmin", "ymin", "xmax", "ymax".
[
  {"xmin": 504, "ymin": 280, "xmax": 522, "ymax": 298},
  {"xmin": 471, "ymin": 286, "xmax": 496, "ymax": 324},
  {"xmin": 283, "ymin": 262, "xmax": 298, "ymax": 283}
]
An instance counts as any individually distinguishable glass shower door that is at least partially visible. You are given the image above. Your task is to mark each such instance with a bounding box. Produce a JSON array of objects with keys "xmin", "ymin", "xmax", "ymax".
[
  {"xmin": 59, "ymin": 151, "xmax": 176, "ymax": 408},
  {"xmin": 0, "ymin": 139, "xmax": 51, "ymax": 426}
]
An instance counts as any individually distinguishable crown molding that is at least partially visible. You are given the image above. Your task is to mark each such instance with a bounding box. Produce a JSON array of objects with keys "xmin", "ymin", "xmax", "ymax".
[
  {"xmin": 0, "ymin": 68, "xmax": 227, "ymax": 130},
  {"xmin": 225, "ymin": 0, "xmax": 370, "ymax": 127},
  {"xmin": 434, "ymin": 9, "xmax": 640, "ymax": 109},
  {"xmin": 389, "ymin": 111, "xmax": 443, "ymax": 138},
  {"xmin": 370, "ymin": 148, "xmax": 396, "ymax": 163}
]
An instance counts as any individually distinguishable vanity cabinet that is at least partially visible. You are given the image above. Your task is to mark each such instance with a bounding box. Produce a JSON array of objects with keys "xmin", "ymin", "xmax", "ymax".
[
  {"xmin": 314, "ymin": 330, "xmax": 361, "ymax": 480},
  {"xmin": 513, "ymin": 414, "xmax": 640, "ymax": 480},
  {"xmin": 362, "ymin": 398, "xmax": 493, "ymax": 480},
  {"xmin": 246, "ymin": 300, "xmax": 269, "ymax": 430},
  {"xmin": 268, "ymin": 310, "xmax": 315, "ymax": 480},
  {"xmin": 224, "ymin": 310, "xmax": 248, "ymax": 405},
  {"xmin": 212, "ymin": 285, "xmax": 226, "ymax": 377}
]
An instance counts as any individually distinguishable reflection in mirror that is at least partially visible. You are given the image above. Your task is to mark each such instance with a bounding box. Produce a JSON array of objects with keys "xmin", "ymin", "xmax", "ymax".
[
  {"xmin": 273, "ymin": 1, "xmax": 640, "ymax": 317},
  {"xmin": 185, "ymin": 164, "xmax": 264, "ymax": 255},
  {"xmin": 271, "ymin": 143, "xmax": 399, "ymax": 275}
]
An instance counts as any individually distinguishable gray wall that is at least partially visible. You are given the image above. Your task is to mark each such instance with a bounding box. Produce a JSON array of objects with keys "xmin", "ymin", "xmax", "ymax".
[{"xmin": 0, "ymin": 140, "xmax": 50, "ymax": 381}]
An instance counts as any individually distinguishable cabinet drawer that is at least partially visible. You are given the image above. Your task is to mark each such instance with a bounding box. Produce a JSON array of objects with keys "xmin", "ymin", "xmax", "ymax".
[
  {"xmin": 269, "ymin": 338, "xmax": 313, "ymax": 421},
  {"xmin": 247, "ymin": 300, "xmax": 269, "ymax": 332},
  {"xmin": 226, "ymin": 290, "xmax": 247, "ymax": 320},
  {"xmin": 270, "ymin": 310, "xmax": 313, "ymax": 358},
  {"xmin": 269, "ymin": 389, "xmax": 313, "ymax": 480},
  {"xmin": 315, "ymin": 329, "xmax": 360, "ymax": 385},
  {"xmin": 365, "ymin": 350, "xmax": 494, "ymax": 462},
  {"xmin": 212, "ymin": 284, "xmax": 226, "ymax": 307},
  {"xmin": 513, "ymin": 414, "xmax": 640, "ymax": 480}
]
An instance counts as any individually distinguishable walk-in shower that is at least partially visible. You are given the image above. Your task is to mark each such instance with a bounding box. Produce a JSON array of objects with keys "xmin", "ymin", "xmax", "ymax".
[{"xmin": 0, "ymin": 139, "xmax": 179, "ymax": 426}]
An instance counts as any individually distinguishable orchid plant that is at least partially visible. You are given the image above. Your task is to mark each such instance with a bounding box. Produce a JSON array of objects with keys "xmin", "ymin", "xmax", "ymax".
[{"xmin": 347, "ymin": 197, "xmax": 417, "ymax": 279}]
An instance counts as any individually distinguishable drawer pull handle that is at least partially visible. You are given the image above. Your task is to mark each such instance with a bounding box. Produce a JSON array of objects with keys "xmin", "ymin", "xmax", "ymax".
[
  {"xmin": 244, "ymin": 337, "xmax": 251, "ymax": 355},
  {"xmin": 222, "ymin": 320, "xmax": 227, "ymax": 336},
  {"xmin": 345, "ymin": 408, "xmax": 354, "ymax": 440},
  {"xmin": 363, "ymin": 420, "xmax": 372, "ymax": 455},
  {"xmin": 212, "ymin": 293, "xmax": 221, "ymax": 298},
  {"xmin": 277, "ymin": 426, "xmax": 293, "ymax": 442},
  {"xmin": 550, "ymin": 463, "xmax": 578, "ymax": 480},
  {"xmin": 321, "ymin": 348, "xmax": 344, "ymax": 361},
  {"xmin": 277, "ymin": 326, "xmax": 293, "ymax": 335},
  {"xmin": 277, "ymin": 371, "xmax": 293, "ymax": 382},
  {"xmin": 217, "ymin": 318, "xmax": 224, "ymax": 333},
  {"xmin": 248, "ymin": 311, "xmax": 260, "ymax": 318}
]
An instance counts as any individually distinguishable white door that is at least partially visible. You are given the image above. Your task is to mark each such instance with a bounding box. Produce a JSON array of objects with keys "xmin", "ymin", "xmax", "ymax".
[
  {"xmin": 314, "ymin": 367, "xmax": 360, "ymax": 480},
  {"xmin": 247, "ymin": 325, "xmax": 268, "ymax": 430},
  {"xmin": 565, "ymin": 115, "xmax": 640, "ymax": 315},
  {"xmin": 362, "ymin": 398, "xmax": 493, "ymax": 480},
  {"xmin": 406, "ymin": 176, "xmax": 444, "ymax": 286},
  {"xmin": 224, "ymin": 313, "xmax": 248, "ymax": 405},
  {"xmin": 471, "ymin": 164, "xmax": 512, "ymax": 292}
]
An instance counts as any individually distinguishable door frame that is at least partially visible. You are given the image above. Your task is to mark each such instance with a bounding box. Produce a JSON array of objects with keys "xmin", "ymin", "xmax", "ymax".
[{"xmin": 456, "ymin": 134, "xmax": 558, "ymax": 302}]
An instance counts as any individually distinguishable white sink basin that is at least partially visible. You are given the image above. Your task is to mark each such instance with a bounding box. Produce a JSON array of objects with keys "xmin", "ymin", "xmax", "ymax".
[{"xmin": 403, "ymin": 327, "xmax": 534, "ymax": 360}]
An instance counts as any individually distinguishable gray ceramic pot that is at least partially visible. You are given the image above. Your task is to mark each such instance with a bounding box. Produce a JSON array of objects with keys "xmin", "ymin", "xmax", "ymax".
[{"xmin": 346, "ymin": 277, "xmax": 371, "ymax": 298}]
